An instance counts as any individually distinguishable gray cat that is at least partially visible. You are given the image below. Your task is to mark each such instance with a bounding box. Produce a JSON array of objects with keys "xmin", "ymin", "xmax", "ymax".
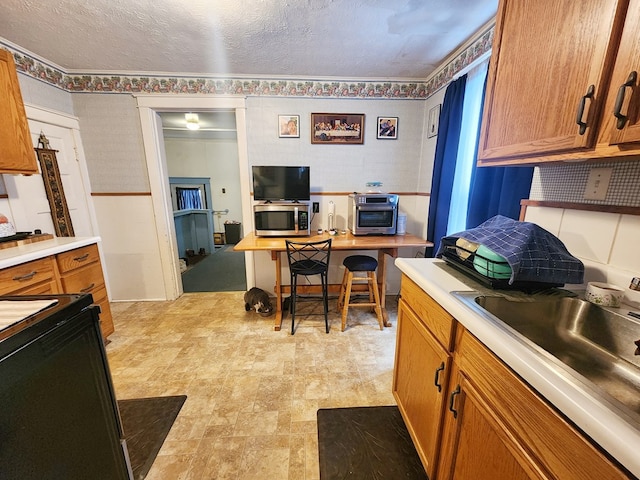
[{"xmin": 244, "ymin": 287, "xmax": 273, "ymax": 316}]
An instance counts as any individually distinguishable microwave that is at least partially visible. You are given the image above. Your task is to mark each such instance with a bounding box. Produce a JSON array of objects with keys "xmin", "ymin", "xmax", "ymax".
[
  {"xmin": 254, "ymin": 202, "xmax": 310, "ymax": 237},
  {"xmin": 348, "ymin": 193, "xmax": 399, "ymax": 235}
]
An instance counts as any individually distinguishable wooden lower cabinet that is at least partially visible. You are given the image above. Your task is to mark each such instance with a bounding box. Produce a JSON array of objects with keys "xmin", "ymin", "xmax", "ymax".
[
  {"xmin": 56, "ymin": 244, "xmax": 114, "ymax": 338},
  {"xmin": 394, "ymin": 275, "xmax": 456, "ymax": 478},
  {"xmin": 395, "ymin": 275, "xmax": 631, "ymax": 479},
  {"xmin": 0, "ymin": 243, "xmax": 114, "ymax": 339},
  {"xmin": 393, "ymin": 298, "xmax": 451, "ymax": 478},
  {"xmin": 438, "ymin": 328, "xmax": 630, "ymax": 480},
  {"xmin": 438, "ymin": 371, "xmax": 539, "ymax": 480}
]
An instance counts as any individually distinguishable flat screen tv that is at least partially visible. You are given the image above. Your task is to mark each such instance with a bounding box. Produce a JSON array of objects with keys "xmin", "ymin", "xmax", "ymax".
[{"xmin": 252, "ymin": 166, "xmax": 310, "ymax": 201}]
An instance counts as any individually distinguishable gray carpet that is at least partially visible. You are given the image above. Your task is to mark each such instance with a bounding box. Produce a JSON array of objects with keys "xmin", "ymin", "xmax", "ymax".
[
  {"xmin": 181, "ymin": 244, "xmax": 247, "ymax": 292},
  {"xmin": 118, "ymin": 395, "xmax": 186, "ymax": 480},
  {"xmin": 317, "ymin": 406, "xmax": 427, "ymax": 480}
]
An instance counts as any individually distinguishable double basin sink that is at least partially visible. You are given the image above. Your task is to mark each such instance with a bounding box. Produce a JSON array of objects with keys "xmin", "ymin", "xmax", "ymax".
[{"xmin": 453, "ymin": 291, "xmax": 640, "ymax": 427}]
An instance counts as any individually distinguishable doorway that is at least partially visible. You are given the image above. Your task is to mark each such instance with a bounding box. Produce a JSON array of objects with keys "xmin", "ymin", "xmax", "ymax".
[
  {"xmin": 160, "ymin": 111, "xmax": 246, "ymax": 292},
  {"xmin": 136, "ymin": 96, "xmax": 254, "ymax": 300}
]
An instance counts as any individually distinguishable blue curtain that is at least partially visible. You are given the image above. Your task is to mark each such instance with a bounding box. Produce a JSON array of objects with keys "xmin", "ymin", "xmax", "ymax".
[
  {"xmin": 425, "ymin": 75, "xmax": 467, "ymax": 257},
  {"xmin": 465, "ymin": 166, "xmax": 534, "ymax": 228},
  {"xmin": 465, "ymin": 74, "xmax": 534, "ymax": 228}
]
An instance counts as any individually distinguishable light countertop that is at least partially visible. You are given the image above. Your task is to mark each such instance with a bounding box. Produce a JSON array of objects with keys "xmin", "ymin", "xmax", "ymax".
[
  {"xmin": 0, "ymin": 237, "xmax": 101, "ymax": 270},
  {"xmin": 395, "ymin": 257, "xmax": 640, "ymax": 478}
]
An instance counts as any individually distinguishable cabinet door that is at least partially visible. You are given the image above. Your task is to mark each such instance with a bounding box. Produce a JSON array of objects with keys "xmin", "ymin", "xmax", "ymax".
[
  {"xmin": 0, "ymin": 49, "xmax": 37, "ymax": 174},
  {"xmin": 606, "ymin": 0, "xmax": 640, "ymax": 144},
  {"xmin": 393, "ymin": 299, "xmax": 451, "ymax": 479},
  {"xmin": 438, "ymin": 372, "xmax": 547, "ymax": 480},
  {"xmin": 441, "ymin": 329, "xmax": 630, "ymax": 480},
  {"xmin": 478, "ymin": 0, "xmax": 626, "ymax": 163}
]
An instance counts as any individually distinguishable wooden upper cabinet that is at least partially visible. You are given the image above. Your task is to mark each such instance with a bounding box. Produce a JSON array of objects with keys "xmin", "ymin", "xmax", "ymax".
[
  {"xmin": 477, "ymin": 0, "xmax": 628, "ymax": 165},
  {"xmin": 0, "ymin": 49, "xmax": 37, "ymax": 174},
  {"xmin": 604, "ymin": 0, "xmax": 640, "ymax": 144}
]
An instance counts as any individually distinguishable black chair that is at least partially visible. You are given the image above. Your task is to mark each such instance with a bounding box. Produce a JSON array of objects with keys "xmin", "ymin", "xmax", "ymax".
[{"xmin": 285, "ymin": 238, "xmax": 332, "ymax": 334}]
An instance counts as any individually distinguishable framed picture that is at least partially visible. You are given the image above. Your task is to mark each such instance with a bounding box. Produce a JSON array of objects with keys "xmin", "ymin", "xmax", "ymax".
[
  {"xmin": 427, "ymin": 104, "xmax": 441, "ymax": 138},
  {"xmin": 278, "ymin": 115, "xmax": 300, "ymax": 138},
  {"xmin": 311, "ymin": 113, "xmax": 364, "ymax": 144},
  {"xmin": 377, "ymin": 117, "xmax": 398, "ymax": 139}
]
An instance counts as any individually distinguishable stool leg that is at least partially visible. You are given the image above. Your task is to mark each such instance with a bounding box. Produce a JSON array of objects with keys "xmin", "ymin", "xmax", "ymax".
[
  {"xmin": 341, "ymin": 270, "xmax": 354, "ymax": 331},
  {"xmin": 366, "ymin": 271, "xmax": 375, "ymax": 312},
  {"xmin": 370, "ymin": 271, "xmax": 384, "ymax": 330},
  {"xmin": 337, "ymin": 268, "xmax": 348, "ymax": 311}
]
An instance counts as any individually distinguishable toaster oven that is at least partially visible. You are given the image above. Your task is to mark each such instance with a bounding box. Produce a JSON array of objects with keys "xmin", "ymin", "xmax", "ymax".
[{"xmin": 348, "ymin": 193, "xmax": 399, "ymax": 235}]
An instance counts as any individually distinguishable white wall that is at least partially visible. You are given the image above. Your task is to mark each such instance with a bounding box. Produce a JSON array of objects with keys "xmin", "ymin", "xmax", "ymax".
[
  {"xmin": 524, "ymin": 206, "xmax": 640, "ymax": 308},
  {"xmin": 164, "ymin": 137, "xmax": 242, "ymax": 233},
  {"xmin": 245, "ymin": 96, "xmax": 428, "ymax": 194}
]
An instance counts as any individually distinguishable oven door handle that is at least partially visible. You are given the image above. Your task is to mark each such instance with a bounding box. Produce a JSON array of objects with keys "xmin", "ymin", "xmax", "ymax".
[{"xmin": 356, "ymin": 205, "xmax": 396, "ymax": 211}]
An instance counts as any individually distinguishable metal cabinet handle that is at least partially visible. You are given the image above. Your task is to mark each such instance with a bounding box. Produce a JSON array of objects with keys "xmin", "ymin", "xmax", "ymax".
[
  {"xmin": 13, "ymin": 271, "xmax": 37, "ymax": 282},
  {"xmin": 73, "ymin": 253, "xmax": 90, "ymax": 262},
  {"xmin": 449, "ymin": 385, "xmax": 461, "ymax": 419},
  {"xmin": 434, "ymin": 362, "xmax": 445, "ymax": 392},
  {"xmin": 575, "ymin": 84, "xmax": 595, "ymax": 135},
  {"xmin": 80, "ymin": 283, "xmax": 96, "ymax": 293},
  {"xmin": 613, "ymin": 71, "xmax": 637, "ymax": 130}
]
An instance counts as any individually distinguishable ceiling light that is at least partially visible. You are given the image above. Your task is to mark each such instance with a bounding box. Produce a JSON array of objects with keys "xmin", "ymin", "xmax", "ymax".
[{"xmin": 185, "ymin": 113, "xmax": 200, "ymax": 130}]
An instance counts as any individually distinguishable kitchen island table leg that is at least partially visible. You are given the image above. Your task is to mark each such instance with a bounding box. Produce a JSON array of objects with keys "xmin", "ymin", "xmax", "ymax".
[
  {"xmin": 378, "ymin": 248, "xmax": 397, "ymax": 327},
  {"xmin": 272, "ymin": 250, "xmax": 283, "ymax": 331}
]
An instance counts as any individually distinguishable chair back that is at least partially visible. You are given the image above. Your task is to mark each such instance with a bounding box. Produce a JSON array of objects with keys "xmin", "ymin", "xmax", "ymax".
[{"xmin": 285, "ymin": 239, "xmax": 332, "ymax": 276}]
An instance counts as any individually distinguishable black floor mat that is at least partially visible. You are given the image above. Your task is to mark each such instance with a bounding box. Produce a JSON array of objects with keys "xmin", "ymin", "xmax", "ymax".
[
  {"xmin": 118, "ymin": 395, "xmax": 186, "ymax": 479},
  {"xmin": 317, "ymin": 406, "xmax": 428, "ymax": 480}
]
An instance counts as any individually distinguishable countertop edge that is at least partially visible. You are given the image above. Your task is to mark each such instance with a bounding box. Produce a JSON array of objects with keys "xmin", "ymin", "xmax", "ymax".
[
  {"xmin": 395, "ymin": 257, "xmax": 640, "ymax": 479},
  {"xmin": 0, "ymin": 237, "xmax": 102, "ymax": 269}
]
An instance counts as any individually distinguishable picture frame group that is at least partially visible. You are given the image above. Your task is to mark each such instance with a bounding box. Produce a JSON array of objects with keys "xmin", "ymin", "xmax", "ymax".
[{"xmin": 277, "ymin": 113, "xmax": 404, "ymax": 142}]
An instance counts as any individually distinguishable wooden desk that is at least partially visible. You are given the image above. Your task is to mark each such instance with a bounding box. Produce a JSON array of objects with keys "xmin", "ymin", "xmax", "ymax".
[{"xmin": 234, "ymin": 231, "xmax": 430, "ymax": 331}]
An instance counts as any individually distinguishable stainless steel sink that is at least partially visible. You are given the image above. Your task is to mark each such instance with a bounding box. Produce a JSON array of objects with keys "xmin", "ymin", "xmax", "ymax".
[{"xmin": 453, "ymin": 292, "xmax": 640, "ymax": 424}]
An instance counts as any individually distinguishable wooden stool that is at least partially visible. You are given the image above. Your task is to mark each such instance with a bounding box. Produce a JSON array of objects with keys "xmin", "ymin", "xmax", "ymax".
[{"xmin": 337, "ymin": 255, "xmax": 383, "ymax": 331}]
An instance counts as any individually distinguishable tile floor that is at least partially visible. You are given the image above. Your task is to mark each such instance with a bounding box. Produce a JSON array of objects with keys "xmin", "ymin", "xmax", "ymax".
[{"xmin": 106, "ymin": 292, "xmax": 399, "ymax": 480}]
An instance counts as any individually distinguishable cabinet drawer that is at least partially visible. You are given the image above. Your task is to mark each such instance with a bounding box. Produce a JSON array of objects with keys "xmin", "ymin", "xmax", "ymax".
[
  {"xmin": 400, "ymin": 274, "xmax": 456, "ymax": 351},
  {"xmin": 56, "ymin": 244, "xmax": 100, "ymax": 274},
  {"xmin": 0, "ymin": 257, "xmax": 56, "ymax": 295},
  {"xmin": 59, "ymin": 262, "xmax": 105, "ymax": 294}
]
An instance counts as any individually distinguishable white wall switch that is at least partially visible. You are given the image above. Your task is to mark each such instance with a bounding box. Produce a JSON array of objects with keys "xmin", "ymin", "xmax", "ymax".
[{"xmin": 583, "ymin": 167, "xmax": 613, "ymax": 201}]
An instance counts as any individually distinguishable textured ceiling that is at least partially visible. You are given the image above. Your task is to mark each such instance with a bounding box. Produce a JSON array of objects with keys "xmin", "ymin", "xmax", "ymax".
[{"xmin": 1, "ymin": 0, "xmax": 497, "ymax": 79}]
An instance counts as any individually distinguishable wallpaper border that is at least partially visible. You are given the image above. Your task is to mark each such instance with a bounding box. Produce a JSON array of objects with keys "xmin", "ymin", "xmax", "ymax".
[{"xmin": 0, "ymin": 27, "xmax": 493, "ymax": 99}]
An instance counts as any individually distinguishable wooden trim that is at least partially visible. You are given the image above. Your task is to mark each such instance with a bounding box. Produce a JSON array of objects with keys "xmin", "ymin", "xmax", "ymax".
[
  {"xmin": 91, "ymin": 192, "xmax": 152, "ymax": 196},
  {"xmin": 520, "ymin": 199, "xmax": 640, "ymax": 220},
  {"xmin": 251, "ymin": 191, "xmax": 430, "ymax": 197},
  {"xmin": 90, "ymin": 191, "xmax": 429, "ymax": 197}
]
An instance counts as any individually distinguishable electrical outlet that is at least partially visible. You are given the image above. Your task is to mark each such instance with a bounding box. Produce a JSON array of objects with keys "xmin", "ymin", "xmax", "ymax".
[
  {"xmin": 313, "ymin": 202, "xmax": 319, "ymax": 213},
  {"xmin": 583, "ymin": 167, "xmax": 613, "ymax": 201}
]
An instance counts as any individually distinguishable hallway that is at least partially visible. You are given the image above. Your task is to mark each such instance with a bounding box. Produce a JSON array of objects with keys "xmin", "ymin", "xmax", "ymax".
[{"xmin": 181, "ymin": 245, "xmax": 247, "ymax": 292}]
